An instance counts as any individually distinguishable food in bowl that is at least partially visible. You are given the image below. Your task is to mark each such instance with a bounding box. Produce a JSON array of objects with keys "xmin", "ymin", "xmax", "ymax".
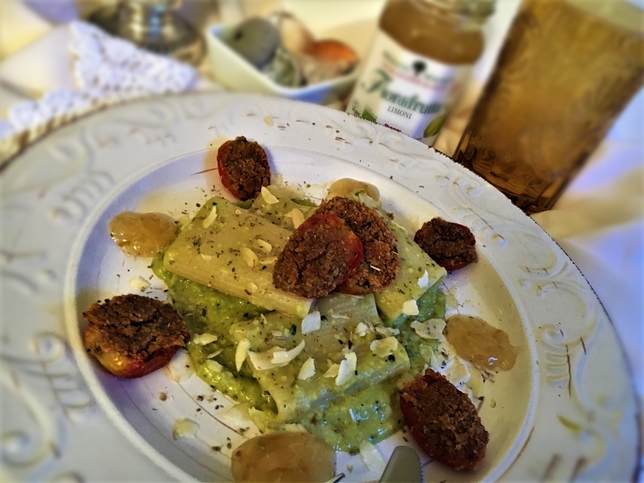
[
  {"xmin": 221, "ymin": 13, "xmax": 359, "ymax": 89},
  {"xmin": 86, "ymin": 136, "xmax": 524, "ymax": 478}
]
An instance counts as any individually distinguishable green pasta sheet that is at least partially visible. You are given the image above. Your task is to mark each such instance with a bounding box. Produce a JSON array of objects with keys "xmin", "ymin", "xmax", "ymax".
[
  {"xmin": 249, "ymin": 185, "xmax": 316, "ymax": 229},
  {"xmin": 230, "ymin": 293, "xmax": 410, "ymax": 423},
  {"xmin": 374, "ymin": 221, "xmax": 447, "ymax": 323},
  {"xmin": 162, "ymin": 196, "xmax": 313, "ymax": 318},
  {"xmin": 339, "ymin": 190, "xmax": 446, "ymax": 324}
]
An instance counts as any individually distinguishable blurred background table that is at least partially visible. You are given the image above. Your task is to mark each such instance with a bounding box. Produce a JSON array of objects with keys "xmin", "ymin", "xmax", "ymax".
[{"xmin": 1, "ymin": 0, "xmax": 642, "ymax": 474}]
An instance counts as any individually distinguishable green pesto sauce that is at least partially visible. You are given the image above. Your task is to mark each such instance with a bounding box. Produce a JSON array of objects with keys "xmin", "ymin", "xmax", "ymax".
[
  {"xmin": 391, "ymin": 284, "xmax": 446, "ymax": 373},
  {"xmin": 151, "ymin": 253, "xmax": 275, "ymax": 411},
  {"xmin": 302, "ymin": 380, "xmax": 403, "ymax": 453},
  {"xmin": 151, "ymin": 245, "xmax": 446, "ymax": 451}
]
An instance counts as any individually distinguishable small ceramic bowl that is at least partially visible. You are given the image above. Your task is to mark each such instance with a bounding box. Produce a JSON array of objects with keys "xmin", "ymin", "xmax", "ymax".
[{"xmin": 205, "ymin": 24, "xmax": 358, "ymax": 105}]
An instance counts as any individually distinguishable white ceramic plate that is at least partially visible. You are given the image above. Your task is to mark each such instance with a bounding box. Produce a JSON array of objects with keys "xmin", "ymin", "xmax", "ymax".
[{"xmin": 1, "ymin": 93, "xmax": 639, "ymax": 482}]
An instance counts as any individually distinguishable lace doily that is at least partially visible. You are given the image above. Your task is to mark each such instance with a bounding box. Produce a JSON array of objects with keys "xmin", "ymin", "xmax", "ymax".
[{"xmin": 0, "ymin": 21, "xmax": 197, "ymax": 165}]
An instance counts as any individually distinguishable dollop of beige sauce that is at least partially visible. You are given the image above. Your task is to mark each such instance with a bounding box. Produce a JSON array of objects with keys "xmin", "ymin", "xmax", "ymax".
[
  {"xmin": 231, "ymin": 432, "xmax": 335, "ymax": 483},
  {"xmin": 325, "ymin": 178, "xmax": 380, "ymax": 202},
  {"xmin": 444, "ymin": 314, "xmax": 517, "ymax": 370},
  {"xmin": 108, "ymin": 211, "xmax": 176, "ymax": 257}
]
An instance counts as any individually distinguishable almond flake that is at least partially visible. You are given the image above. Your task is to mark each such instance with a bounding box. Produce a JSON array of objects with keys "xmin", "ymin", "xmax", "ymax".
[
  {"xmin": 297, "ymin": 357, "xmax": 316, "ymax": 380},
  {"xmin": 206, "ymin": 359, "xmax": 223, "ymax": 372},
  {"xmin": 272, "ymin": 340, "xmax": 305, "ymax": 365},
  {"xmin": 167, "ymin": 349, "xmax": 193, "ymax": 382},
  {"xmin": 417, "ymin": 271, "xmax": 430, "ymax": 289},
  {"xmin": 324, "ymin": 363, "xmax": 340, "ymax": 378},
  {"xmin": 259, "ymin": 256, "xmax": 278, "ymax": 265},
  {"xmin": 301, "ymin": 311, "xmax": 321, "ymax": 334},
  {"xmin": 402, "ymin": 299, "xmax": 419, "ymax": 316},
  {"xmin": 336, "ymin": 352, "xmax": 357, "ymax": 386},
  {"xmin": 354, "ymin": 322, "xmax": 370, "ymax": 337},
  {"xmin": 255, "ymin": 239, "xmax": 272, "ymax": 253},
  {"xmin": 202, "ymin": 205, "xmax": 218, "ymax": 228},
  {"xmin": 206, "ymin": 349, "xmax": 223, "ymax": 359},
  {"xmin": 192, "ymin": 333, "xmax": 218, "ymax": 345},
  {"xmin": 370, "ymin": 337, "xmax": 399, "ymax": 358},
  {"xmin": 261, "ymin": 186, "xmax": 279, "ymax": 205},
  {"xmin": 235, "ymin": 338, "xmax": 251, "ymax": 372},
  {"xmin": 241, "ymin": 247, "xmax": 258, "ymax": 268},
  {"xmin": 248, "ymin": 341, "xmax": 305, "ymax": 371},
  {"xmin": 286, "ymin": 208, "xmax": 305, "ymax": 229},
  {"xmin": 411, "ymin": 319, "xmax": 446, "ymax": 339}
]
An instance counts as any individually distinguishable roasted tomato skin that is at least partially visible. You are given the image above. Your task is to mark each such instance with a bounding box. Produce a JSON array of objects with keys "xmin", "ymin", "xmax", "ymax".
[
  {"xmin": 84, "ymin": 324, "xmax": 179, "ymax": 379},
  {"xmin": 414, "ymin": 218, "xmax": 477, "ymax": 271},
  {"xmin": 216, "ymin": 137, "xmax": 271, "ymax": 201}
]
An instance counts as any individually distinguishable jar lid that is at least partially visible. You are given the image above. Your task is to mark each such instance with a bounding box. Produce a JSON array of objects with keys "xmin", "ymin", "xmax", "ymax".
[{"xmin": 425, "ymin": 0, "xmax": 496, "ymax": 18}]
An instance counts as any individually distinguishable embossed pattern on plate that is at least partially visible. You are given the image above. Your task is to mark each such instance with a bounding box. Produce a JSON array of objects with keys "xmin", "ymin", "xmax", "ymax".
[{"xmin": 1, "ymin": 93, "xmax": 639, "ymax": 482}]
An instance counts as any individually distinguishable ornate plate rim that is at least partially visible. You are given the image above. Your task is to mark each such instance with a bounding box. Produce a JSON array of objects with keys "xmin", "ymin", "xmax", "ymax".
[{"xmin": 1, "ymin": 92, "xmax": 639, "ymax": 482}]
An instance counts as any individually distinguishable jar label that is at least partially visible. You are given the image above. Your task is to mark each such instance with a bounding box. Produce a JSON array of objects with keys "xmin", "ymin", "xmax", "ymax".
[{"xmin": 347, "ymin": 31, "xmax": 469, "ymax": 145}]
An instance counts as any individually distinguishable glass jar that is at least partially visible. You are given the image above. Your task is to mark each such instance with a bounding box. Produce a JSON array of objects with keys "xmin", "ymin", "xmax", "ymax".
[
  {"xmin": 346, "ymin": 0, "xmax": 494, "ymax": 145},
  {"xmin": 454, "ymin": 0, "xmax": 644, "ymax": 214}
]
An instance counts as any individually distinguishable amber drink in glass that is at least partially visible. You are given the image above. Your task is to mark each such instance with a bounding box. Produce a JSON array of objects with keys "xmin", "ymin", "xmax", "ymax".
[{"xmin": 455, "ymin": 0, "xmax": 644, "ymax": 214}]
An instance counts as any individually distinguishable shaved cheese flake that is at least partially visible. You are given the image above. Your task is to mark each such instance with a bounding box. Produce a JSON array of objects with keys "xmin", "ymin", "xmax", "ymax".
[
  {"xmin": 206, "ymin": 349, "xmax": 223, "ymax": 359},
  {"xmin": 370, "ymin": 337, "xmax": 399, "ymax": 358},
  {"xmin": 417, "ymin": 271, "xmax": 430, "ymax": 289},
  {"xmin": 324, "ymin": 363, "xmax": 340, "ymax": 378},
  {"xmin": 192, "ymin": 333, "xmax": 218, "ymax": 345},
  {"xmin": 235, "ymin": 338, "xmax": 251, "ymax": 372},
  {"xmin": 411, "ymin": 319, "xmax": 446, "ymax": 339},
  {"xmin": 286, "ymin": 208, "xmax": 305, "ymax": 229},
  {"xmin": 241, "ymin": 247, "xmax": 259, "ymax": 267},
  {"xmin": 354, "ymin": 322, "xmax": 371, "ymax": 337},
  {"xmin": 201, "ymin": 254, "xmax": 212, "ymax": 261},
  {"xmin": 259, "ymin": 256, "xmax": 278, "ymax": 265},
  {"xmin": 255, "ymin": 239, "xmax": 272, "ymax": 253},
  {"xmin": 129, "ymin": 276, "xmax": 150, "ymax": 292},
  {"xmin": 261, "ymin": 186, "xmax": 279, "ymax": 205},
  {"xmin": 402, "ymin": 299, "xmax": 419, "ymax": 316},
  {"xmin": 297, "ymin": 357, "xmax": 316, "ymax": 380},
  {"xmin": 336, "ymin": 352, "xmax": 357, "ymax": 386},
  {"xmin": 202, "ymin": 205, "xmax": 218, "ymax": 228},
  {"xmin": 172, "ymin": 418, "xmax": 200, "ymax": 440},
  {"xmin": 248, "ymin": 341, "xmax": 305, "ymax": 371},
  {"xmin": 301, "ymin": 311, "xmax": 321, "ymax": 334},
  {"xmin": 359, "ymin": 441, "xmax": 386, "ymax": 474}
]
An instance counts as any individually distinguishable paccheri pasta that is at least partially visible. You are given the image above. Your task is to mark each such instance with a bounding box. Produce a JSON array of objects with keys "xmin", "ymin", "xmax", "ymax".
[{"xmin": 148, "ymin": 180, "xmax": 491, "ymax": 452}]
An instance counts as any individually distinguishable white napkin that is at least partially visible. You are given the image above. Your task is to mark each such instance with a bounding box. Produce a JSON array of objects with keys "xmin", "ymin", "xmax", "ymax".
[{"xmin": 0, "ymin": 21, "xmax": 198, "ymax": 165}]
